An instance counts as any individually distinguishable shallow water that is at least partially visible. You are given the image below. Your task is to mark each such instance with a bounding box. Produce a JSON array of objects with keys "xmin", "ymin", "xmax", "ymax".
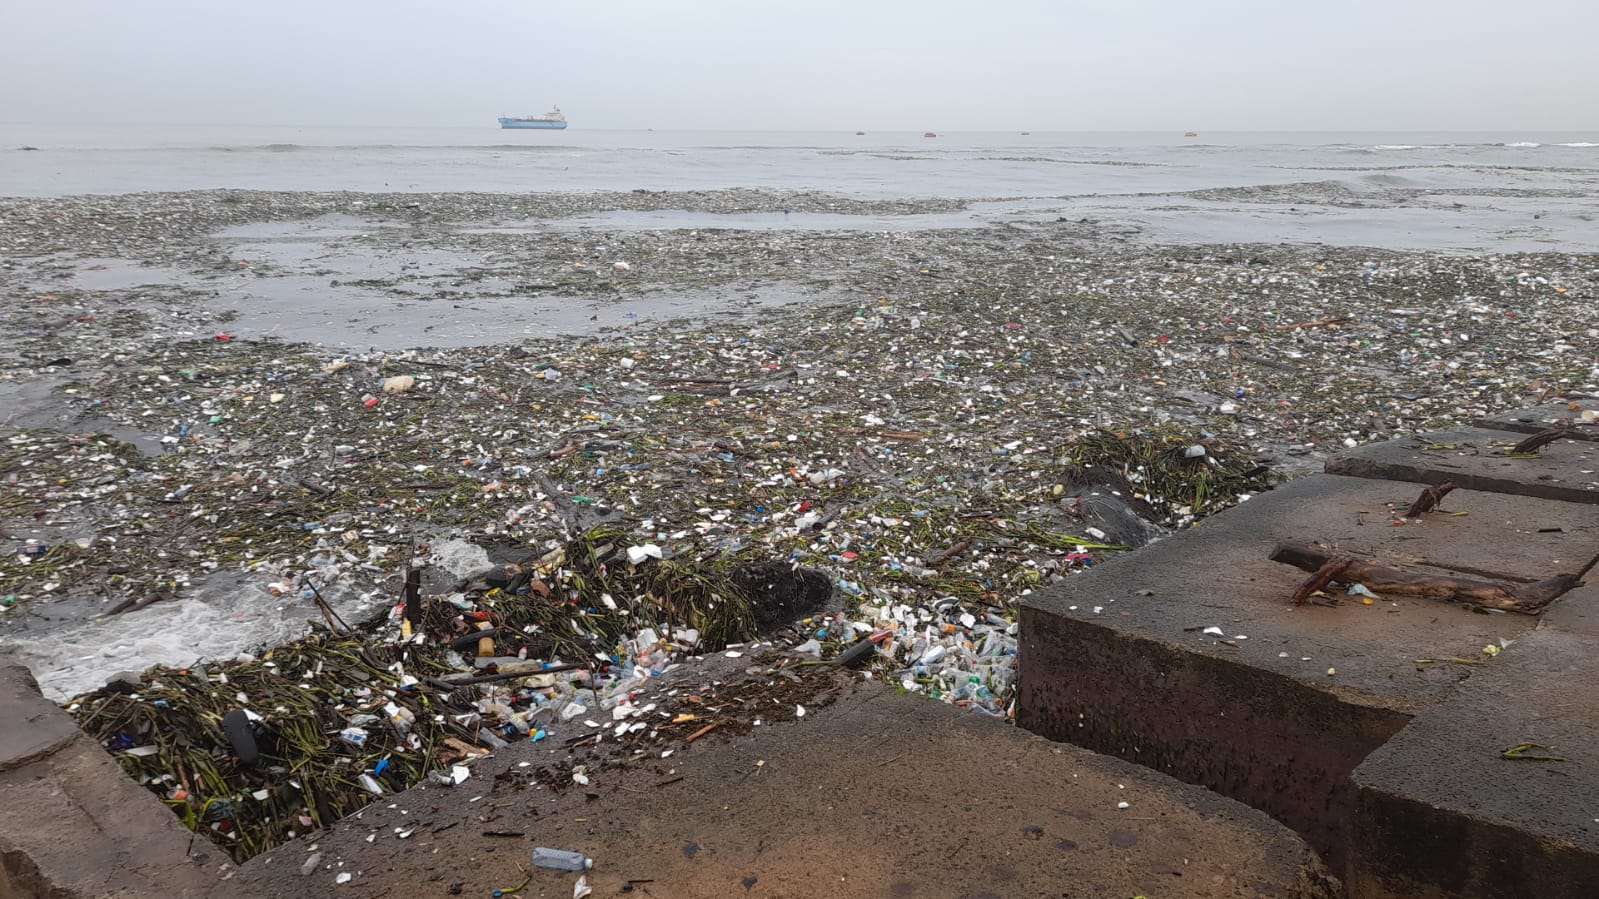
[
  {"xmin": 28, "ymin": 234, "xmax": 845, "ymax": 350},
  {"xmin": 0, "ymin": 375, "xmax": 166, "ymax": 455},
  {"xmin": 7, "ymin": 126, "xmax": 1599, "ymax": 252}
]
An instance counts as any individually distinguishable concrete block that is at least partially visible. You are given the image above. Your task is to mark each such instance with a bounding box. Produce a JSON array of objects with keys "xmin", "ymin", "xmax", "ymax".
[
  {"xmin": 1476, "ymin": 400, "xmax": 1599, "ymax": 442},
  {"xmin": 1327, "ymin": 428, "xmax": 1599, "ymax": 503},
  {"xmin": 0, "ymin": 662, "xmax": 79, "ymax": 774},
  {"xmin": 0, "ymin": 658, "xmax": 249, "ymax": 899},
  {"xmin": 1349, "ymin": 628, "xmax": 1599, "ymax": 898},
  {"xmin": 1017, "ymin": 474, "xmax": 1599, "ymax": 874}
]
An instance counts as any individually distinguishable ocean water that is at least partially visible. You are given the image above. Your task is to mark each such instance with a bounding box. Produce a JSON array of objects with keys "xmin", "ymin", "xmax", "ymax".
[
  {"xmin": 6, "ymin": 125, "xmax": 1599, "ymax": 251},
  {"xmin": 0, "ymin": 125, "xmax": 1595, "ymax": 196}
]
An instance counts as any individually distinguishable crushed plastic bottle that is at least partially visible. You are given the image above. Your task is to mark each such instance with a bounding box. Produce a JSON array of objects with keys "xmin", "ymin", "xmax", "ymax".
[{"xmin": 532, "ymin": 847, "xmax": 593, "ymax": 871}]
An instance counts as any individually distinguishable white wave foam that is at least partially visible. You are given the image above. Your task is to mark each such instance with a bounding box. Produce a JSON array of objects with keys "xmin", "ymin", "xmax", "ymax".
[
  {"xmin": 2, "ymin": 577, "xmax": 382, "ymax": 701},
  {"xmin": 1557, "ymin": 142, "xmax": 1599, "ymax": 148},
  {"xmin": 1504, "ymin": 141, "xmax": 1542, "ymax": 148},
  {"xmin": 430, "ymin": 537, "xmax": 492, "ymax": 577}
]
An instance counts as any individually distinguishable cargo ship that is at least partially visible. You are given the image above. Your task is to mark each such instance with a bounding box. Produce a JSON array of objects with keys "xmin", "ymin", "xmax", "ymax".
[{"xmin": 498, "ymin": 108, "xmax": 568, "ymax": 130}]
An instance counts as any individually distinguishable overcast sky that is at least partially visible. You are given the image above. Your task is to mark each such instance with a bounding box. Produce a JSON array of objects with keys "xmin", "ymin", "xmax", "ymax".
[{"xmin": 2, "ymin": 0, "xmax": 1594, "ymax": 131}]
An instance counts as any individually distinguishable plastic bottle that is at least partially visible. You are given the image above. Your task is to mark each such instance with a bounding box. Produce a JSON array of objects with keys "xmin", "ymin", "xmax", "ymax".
[{"xmin": 533, "ymin": 847, "xmax": 593, "ymax": 871}]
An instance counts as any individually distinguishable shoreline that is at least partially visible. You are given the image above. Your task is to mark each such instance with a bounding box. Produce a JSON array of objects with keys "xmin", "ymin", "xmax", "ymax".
[{"xmin": 2, "ymin": 186, "xmax": 1594, "ymax": 859}]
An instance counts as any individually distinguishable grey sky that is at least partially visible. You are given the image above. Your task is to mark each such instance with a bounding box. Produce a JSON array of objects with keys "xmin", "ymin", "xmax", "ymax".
[{"xmin": 2, "ymin": 0, "xmax": 1594, "ymax": 130}]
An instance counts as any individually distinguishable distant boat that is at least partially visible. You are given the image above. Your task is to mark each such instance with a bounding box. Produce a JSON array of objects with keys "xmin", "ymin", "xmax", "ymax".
[
  {"xmin": 499, "ymin": 108, "xmax": 568, "ymax": 130},
  {"xmin": 923, "ymin": 131, "xmax": 937, "ymax": 138},
  {"xmin": 856, "ymin": 130, "xmax": 865, "ymax": 135},
  {"xmin": 1184, "ymin": 131, "xmax": 1199, "ymax": 138}
]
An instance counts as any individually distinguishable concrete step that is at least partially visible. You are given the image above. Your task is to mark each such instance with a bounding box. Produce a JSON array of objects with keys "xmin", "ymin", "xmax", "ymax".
[
  {"xmin": 1326, "ymin": 427, "xmax": 1599, "ymax": 503},
  {"xmin": 1476, "ymin": 399, "xmax": 1599, "ymax": 442},
  {"xmin": 1017, "ymin": 473, "xmax": 1599, "ymax": 889},
  {"xmin": 235, "ymin": 682, "xmax": 1336, "ymax": 899},
  {"xmin": 1351, "ymin": 626, "xmax": 1599, "ymax": 897}
]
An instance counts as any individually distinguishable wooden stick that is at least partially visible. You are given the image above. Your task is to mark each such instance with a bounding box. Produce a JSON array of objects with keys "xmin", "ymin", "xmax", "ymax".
[
  {"xmin": 426, "ymin": 661, "xmax": 585, "ymax": 688},
  {"xmin": 1270, "ymin": 541, "xmax": 1583, "ymax": 614},
  {"xmin": 925, "ymin": 540, "xmax": 972, "ymax": 568},
  {"xmin": 684, "ymin": 723, "xmax": 719, "ymax": 743},
  {"xmin": 402, "ymin": 563, "xmax": 423, "ymax": 629},
  {"xmin": 1510, "ymin": 426, "xmax": 1571, "ymax": 455},
  {"xmin": 1404, "ymin": 481, "xmax": 1456, "ymax": 518},
  {"xmin": 104, "ymin": 587, "xmax": 174, "ymax": 616},
  {"xmin": 1288, "ymin": 554, "xmax": 1352, "ymax": 605}
]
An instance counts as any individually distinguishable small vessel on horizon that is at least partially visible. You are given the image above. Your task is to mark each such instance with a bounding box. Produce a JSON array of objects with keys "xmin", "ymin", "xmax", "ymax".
[
  {"xmin": 499, "ymin": 108, "xmax": 568, "ymax": 130},
  {"xmin": 1184, "ymin": 131, "xmax": 1199, "ymax": 138}
]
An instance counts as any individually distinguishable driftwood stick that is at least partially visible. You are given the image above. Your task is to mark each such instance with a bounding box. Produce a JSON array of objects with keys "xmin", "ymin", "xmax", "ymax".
[
  {"xmin": 925, "ymin": 540, "xmax": 973, "ymax": 568},
  {"xmin": 425, "ymin": 662, "xmax": 586, "ymax": 688},
  {"xmin": 1510, "ymin": 426, "xmax": 1571, "ymax": 455},
  {"xmin": 104, "ymin": 587, "xmax": 175, "ymax": 617},
  {"xmin": 1404, "ymin": 481, "xmax": 1456, "ymax": 518},
  {"xmin": 403, "ymin": 565, "xmax": 423, "ymax": 629},
  {"xmin": 1270, "ymin": 541, "xmax": 1583, "ymax": 614},
  {"xmin": 1289, "ymin": 554, "xmax": 1353, "ymax": 605}
]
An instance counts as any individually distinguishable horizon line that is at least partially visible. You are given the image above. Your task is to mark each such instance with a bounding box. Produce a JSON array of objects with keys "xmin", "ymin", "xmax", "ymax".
[{"xmin": 4, "ymin": 121, "xmax": 1598, "ymax": 134}]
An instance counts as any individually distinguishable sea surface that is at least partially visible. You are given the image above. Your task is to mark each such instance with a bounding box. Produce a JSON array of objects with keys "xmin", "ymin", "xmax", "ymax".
[{"xmin": 5, "ymin": 124, "xmax": 1599, "ymax": 252}]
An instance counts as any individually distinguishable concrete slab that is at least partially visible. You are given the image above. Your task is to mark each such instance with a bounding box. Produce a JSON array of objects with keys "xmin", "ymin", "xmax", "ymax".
[
  {"xmin": 1476, "ymin": 399, "xmax": 1599, "ymax": 442},
  {"xmin": 0, "ymin": 659, "xmax": 249, "ymax": 899},
  {"xmin": 236, "ymin": 682, "xmax": 1336, "ymax": 899},
  {"xmin": 1349, "ymin": 628, "xmax": 1599, "ymax": 898},
  {"xmin": 0, "ymin": 660, "xmax": 79, "ymax": 773},
  {"xmin": 1017, "ymin": 474, "xmax": 1599, "ymax": 873},
  {"xmin": 1540, "ymin": 580, "xmax": 1599, "ymax": 636},
  {"xmin": 1326, "ymin": 428, "xmax": 1599, "ymax": 504}
]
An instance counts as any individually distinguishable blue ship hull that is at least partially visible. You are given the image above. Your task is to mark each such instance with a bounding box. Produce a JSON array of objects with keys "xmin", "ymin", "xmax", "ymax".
[{"xmin": 499, "ymin": 118, "xmax": 567, "ymax": 130}]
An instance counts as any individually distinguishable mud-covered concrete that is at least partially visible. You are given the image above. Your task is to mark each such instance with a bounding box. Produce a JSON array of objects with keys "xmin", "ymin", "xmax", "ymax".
[
  {"xmin": 1327, "ymin": 428, "xmax": 1599, "ymax": 503},
  {"xmin": 235, "ymin": 682, "xmax": 1335, "ymax": 899}
]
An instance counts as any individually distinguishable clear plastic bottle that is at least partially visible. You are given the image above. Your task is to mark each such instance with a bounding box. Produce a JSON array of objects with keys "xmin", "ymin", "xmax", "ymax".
[{"xmin": 533, "ymin": 847, "xmax": 593, "ymax": 871}]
